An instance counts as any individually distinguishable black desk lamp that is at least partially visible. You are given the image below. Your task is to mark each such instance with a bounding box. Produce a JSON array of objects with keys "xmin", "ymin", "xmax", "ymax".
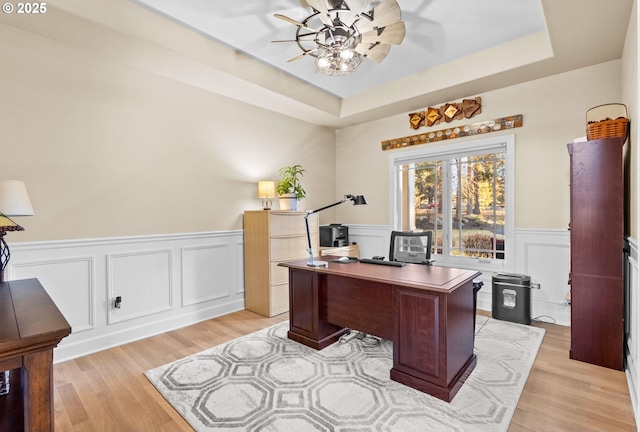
[{"xmin": 304, "ymin": 194, "xmax": 366, "ymax": 267}]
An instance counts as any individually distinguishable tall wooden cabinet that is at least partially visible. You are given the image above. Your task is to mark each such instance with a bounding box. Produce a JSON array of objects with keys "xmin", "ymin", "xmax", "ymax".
[
  {"xmin": 567, "ymin": 137, "xmax": 625, "ymax": 370},
  {"xmin": 243, "ymin": 210, "xmax": 318, "ymax": 317}
]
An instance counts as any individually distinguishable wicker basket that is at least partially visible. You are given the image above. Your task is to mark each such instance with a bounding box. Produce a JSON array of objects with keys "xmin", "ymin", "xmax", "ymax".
[
  {"xmin": 586, "ymin": 103, "xmax": 628, "ymax": 141},
  {"xmin": 586, "ymin": 117, "xmax": 629, "ymax": 140}
]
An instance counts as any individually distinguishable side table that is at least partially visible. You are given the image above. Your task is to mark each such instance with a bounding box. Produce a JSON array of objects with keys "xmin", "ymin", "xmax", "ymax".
[{"xmin": 0, "ymin": 278, "xmax": 71, "ymax": 432}]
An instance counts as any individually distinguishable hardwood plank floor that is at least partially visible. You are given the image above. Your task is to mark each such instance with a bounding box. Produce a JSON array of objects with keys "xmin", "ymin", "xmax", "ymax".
[{"xmin": 49, "ymin": 310, "xmax": 636, "ymax": 431}]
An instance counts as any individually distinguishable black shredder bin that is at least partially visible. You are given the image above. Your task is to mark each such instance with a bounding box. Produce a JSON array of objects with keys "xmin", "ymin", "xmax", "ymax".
[{"xmin": 492, "ymin": 273, "xmax": 531, "ymax": 325}]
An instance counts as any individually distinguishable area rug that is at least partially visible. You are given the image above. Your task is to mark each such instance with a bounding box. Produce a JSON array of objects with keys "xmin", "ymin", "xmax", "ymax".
[{"xmin": 145, "ymin": 316, "xmax": 545, "ymax": 431}]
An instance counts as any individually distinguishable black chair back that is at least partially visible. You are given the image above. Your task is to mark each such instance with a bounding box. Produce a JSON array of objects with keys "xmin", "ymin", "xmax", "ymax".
[{"xmin": 389, "ymin": 231, "xmax": 432, "ymax": 264}]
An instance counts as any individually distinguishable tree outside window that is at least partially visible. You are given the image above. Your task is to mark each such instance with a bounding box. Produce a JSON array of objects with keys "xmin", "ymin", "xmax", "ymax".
[{"xmin": 391, "ymin": 136, "xmax": 513, "ymax": 267}]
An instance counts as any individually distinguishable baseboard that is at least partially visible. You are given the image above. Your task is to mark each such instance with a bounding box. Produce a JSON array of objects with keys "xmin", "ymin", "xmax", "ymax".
[{"xmin": 54, "ymin": 299, "xmax": 245, "ymax": 363}]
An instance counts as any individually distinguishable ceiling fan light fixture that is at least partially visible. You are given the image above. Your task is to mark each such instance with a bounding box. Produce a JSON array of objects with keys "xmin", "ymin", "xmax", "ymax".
[
  {"xmin": 274, "ymin": 0, "xmax": 404, "ymax": 77},
  {"xmin": 316, "ymin": 44, "xmax": 363, "ymax": 75},
  {"xmin": 340, "ymin": 49, "xmax": 354, "ymax": 60}
]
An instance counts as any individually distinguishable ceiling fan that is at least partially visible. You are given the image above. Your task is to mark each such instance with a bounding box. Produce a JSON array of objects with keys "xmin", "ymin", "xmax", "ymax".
[{"xmin": 273, "ymin": 0, "xmax": 406, "ymax": 76}]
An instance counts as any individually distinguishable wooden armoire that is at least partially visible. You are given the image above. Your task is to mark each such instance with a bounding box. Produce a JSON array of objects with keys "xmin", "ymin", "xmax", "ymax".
[{"xmin": 567, "ymin": 137, "xmax": 625, "ymax": 370}]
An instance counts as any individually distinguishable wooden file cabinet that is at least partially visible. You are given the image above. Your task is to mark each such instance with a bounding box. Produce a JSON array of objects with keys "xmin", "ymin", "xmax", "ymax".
[{"xmin": 244, "ymin": 210, "xmax": 318, "ymax": 317}]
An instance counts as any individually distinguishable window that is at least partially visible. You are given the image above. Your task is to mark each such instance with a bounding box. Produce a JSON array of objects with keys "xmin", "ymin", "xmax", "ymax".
[{"xmin": 389, "ymin": 135, "xmax": 514, "ymax": 270}]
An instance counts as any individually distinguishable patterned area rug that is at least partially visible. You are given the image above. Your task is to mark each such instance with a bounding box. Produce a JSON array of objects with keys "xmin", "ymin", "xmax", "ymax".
[{"xmin": 145, "ymin": 316, "xmax": 545, "ymax": 431}]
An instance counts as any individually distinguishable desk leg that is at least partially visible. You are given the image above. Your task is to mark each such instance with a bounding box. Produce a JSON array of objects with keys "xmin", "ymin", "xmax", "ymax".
[
  {"xmin": 287, "ymin": 268, "xmax": 345, "ymax": 350},
  {"xmin": 22, "ymin": 350, "xmax": 54, "ymax": 432}
]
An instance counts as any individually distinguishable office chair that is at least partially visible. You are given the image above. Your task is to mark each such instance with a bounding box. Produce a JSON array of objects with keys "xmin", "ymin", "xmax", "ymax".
[{"xmin": 388, "ymin": 230, "xmax": 434, "ymax": 265}]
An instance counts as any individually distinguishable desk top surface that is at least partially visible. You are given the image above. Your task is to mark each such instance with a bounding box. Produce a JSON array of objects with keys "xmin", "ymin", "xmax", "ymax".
[
  {"xmin": 280, "ymin": 257, "xmax": 481, "ymax": 293},
  {"xmin": 0, "ymin": 278, "xmax": 71, "ymax": 357}
]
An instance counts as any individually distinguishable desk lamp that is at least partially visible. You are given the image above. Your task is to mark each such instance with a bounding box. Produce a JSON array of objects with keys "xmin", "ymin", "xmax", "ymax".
[
  {"xmin": 0, "ymin": 180, "xmax": 34, "ymax": 283},
  {"xmin": 304, "ymin": 194, "xmax": 366, "ymax": 267},
  {"xmin": 257, "ymin": 181, "xmax": 275, "ymax": 210}
]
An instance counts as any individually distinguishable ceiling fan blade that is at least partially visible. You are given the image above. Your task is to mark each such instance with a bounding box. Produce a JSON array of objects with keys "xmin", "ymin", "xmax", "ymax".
[
  {"xmin": 305, "ymin": 0, "xmax": 334, "ymax": 27},
  {"xmin": 341, "ymin": 0, "xmax": 370, "ymax": 26},
  {"xmin": 272, "ymin": 30, "xmax": 317, "ymax": 43},
  {"xmin": 287, "ymin": 48, "xmax": 318, "ymax": 62},
  {"xmin": 344, "ymin": 0, "xmax": 369, "ymax": 15},
  {"xmin": 360, "ymin": 22, "xmax": 405, "ymax": 45},
  {"xmin": 274, "ymin": 14, "xmax": 320, "ymax": 33},
  {"xmin": 369, "ymin": 0, "xmax": 402, "ymax": 27},
  {"xmin": 355, "ymin": 0, "xmax": 402, "ymax": 34},
  {"xmin": 355, "ymin": 43, "xmax": 391, "ymax": 64}
]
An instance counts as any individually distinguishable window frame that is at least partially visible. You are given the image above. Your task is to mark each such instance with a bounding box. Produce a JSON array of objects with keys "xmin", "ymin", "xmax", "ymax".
[{"xmin": 388, "ymin": 134, "xmax": 515, "ymax": 272}]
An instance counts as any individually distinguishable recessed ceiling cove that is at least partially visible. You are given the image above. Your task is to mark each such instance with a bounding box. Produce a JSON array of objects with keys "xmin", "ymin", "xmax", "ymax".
[{"xmin": 131, "ymin": 0, "xmax": 546, "ymax": 98}]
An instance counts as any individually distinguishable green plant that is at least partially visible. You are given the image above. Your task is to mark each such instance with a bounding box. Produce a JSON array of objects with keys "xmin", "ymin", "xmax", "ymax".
[{"xmin": 276, "ymin": 165, "xmax": 306, "ymax": 199}]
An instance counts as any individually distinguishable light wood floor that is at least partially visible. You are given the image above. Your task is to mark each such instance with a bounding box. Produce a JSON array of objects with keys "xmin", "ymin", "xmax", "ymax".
[{"xmin": 51, "ymin": 310, "xmax": 637, "ymax": 431}]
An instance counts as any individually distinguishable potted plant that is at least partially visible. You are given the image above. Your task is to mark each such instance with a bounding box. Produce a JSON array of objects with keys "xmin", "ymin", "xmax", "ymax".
[{"xmin": 276, "ymin": 165, "xmax": 306, "ymax": 210}]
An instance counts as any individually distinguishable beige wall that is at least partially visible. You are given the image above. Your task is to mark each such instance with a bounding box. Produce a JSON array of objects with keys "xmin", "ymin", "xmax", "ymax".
[
  {"xmin": 1, "ymin": 1, "xmax": 634, "ymax": 242},
  {"xmin": 0, "ymin": 21, "xmax": 336, "ymax": 241},
  {"xmin": 335, "ymin": 61, "xmax": 623, "ymax": 229},
  {"xmin": 622, "ymin": 0, "xmax": 638, "ymax": 239}
]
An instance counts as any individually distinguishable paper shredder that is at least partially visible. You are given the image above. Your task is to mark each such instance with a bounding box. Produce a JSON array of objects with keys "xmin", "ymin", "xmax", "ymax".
[{"xmin": 492, "ymin": 273, "xmax": 532, "ymax": 325}]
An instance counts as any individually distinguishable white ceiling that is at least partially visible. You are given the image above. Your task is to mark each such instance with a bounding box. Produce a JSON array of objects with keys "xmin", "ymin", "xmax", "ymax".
[
  {"xmin": 130, "ymin": 0, "xmax": 547, "ymax": 99},
  {"xmin": 15, "ymin": 0, "xmax": 633, "ymax": 128}
]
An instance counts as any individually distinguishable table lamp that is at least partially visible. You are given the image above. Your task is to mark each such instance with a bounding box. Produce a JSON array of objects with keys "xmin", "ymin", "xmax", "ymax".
[
  {"xmin": 258, "ymin": 181, "xmax": 275, "ymax": 210},
  {"xmin": 0, "ymin": 180, "xmax": 34, "ymax": 282},
  {"xmin": 304, "ymin": 194, "xmax": 366, "ymax": 267}
]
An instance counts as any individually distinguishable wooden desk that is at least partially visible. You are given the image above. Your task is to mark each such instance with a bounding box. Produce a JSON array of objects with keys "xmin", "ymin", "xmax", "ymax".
[
  {"xmin": 280, "ymin": 257, "xmax": 480, "ymax": 402},
  {"xmin": 0, "ymin": 278, "xmax": 71, "ymax": 432}
]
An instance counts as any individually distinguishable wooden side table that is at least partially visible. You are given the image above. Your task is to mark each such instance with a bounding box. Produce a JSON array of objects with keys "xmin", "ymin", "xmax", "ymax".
[{"xmin": 0, "ymin": 278, "xmax": 71, "ymax": 432}]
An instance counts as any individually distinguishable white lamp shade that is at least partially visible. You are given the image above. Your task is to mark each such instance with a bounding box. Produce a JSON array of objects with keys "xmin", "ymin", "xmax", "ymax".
[
  {"xmin": 0, "ymin": 180, "xmax": 34, "ymax": 216},
  {"xmin": 258, "ymin": 181, "xmax": 275, "ymax": 198}
]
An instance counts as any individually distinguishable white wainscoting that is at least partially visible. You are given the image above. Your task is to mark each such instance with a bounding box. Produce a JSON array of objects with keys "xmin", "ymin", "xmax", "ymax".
[
  {"xmin": 8, "ymin": 231, "xmax": 245, "ymax": 363},
  {"xmin": 346, "ymin": 225, "xmax": 391, "ymax": 259},
  {"xmin": 626, "ymin": 237, "xmax": 640, "ymax": 428},
  {"xmin": 5, "ymin": 226, "xmax": 575, "ymax": 364},
  {"xmin": 513, "ymin": 229, "xmax": 571, "ymax": 326},
  {"xmin": 348, "ymin": 225, "xmax": 572, "ymax": 325}
]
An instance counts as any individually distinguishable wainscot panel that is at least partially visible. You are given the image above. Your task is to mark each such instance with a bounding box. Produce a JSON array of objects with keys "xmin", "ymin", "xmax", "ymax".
[
  {"xmin": 7, "ymin": 231, "xmax": 245, "ymax": 363},
  {"xmin": 108, "ymin": 248, "xmax": 173, "ymax": 324},
  {"xmin": 182, "ymin": 244, "xmax": 232, "ymax": 306},
  {"xmin": 514, "ymin": 229, "xmax": 571, "ymax": 326},
  {"xmin": 346, "ymin": 225, "xmax": 390, "ymax": 259},
  {"xmin": 13, "ymin": 256, "xmax": 95, "ymax": 333}
]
